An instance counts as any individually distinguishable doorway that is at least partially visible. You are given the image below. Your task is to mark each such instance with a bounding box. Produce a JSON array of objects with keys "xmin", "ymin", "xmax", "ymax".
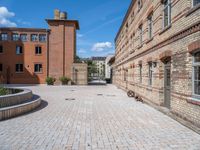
[{"xmin": 164, "ymin": 59, "xmax": 171, "ymax": 108}]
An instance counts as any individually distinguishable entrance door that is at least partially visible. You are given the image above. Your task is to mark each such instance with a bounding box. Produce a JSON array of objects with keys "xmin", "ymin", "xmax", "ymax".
[{"xmin": 164, "ymin": 60, "xmax": 171, "ymax": 108}]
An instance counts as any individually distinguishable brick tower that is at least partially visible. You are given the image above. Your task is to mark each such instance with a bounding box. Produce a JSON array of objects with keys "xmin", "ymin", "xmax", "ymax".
[{"xmin": 46, "ymin": 9, "xmax": 79, "ymax": 83}]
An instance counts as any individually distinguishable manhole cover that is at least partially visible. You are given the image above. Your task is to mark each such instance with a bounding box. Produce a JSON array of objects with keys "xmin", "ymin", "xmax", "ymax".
[
  {"xmin": 97, "ymin": 94, "xmax": 103, "ymax": 96},
  {"xmin": 65, "ymin": 98, "xmax": 76, "ymax": 101}
]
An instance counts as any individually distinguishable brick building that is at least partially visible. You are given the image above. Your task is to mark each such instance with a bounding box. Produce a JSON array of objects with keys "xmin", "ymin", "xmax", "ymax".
[
  {"xmin": 113, "ymin": 0, "xmax": 200, "ymax": 127},
  {"xmin": 0, "ymin": 9, "xmax": 85, "ymax": 84}
]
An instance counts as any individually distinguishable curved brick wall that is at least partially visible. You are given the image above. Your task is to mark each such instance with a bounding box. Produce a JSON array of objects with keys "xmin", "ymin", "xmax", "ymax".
[
  {"xmin": 0, "ymin": 89, "xmax": 32, "ymax": 108},
  {"xmin": 0, "ymin": 96, "xmax": 41, "ymax": 121}
]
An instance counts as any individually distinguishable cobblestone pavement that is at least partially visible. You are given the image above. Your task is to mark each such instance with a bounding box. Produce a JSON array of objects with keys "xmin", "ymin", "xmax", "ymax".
[{"xmin": 0, "ymin": 85, "xmax": 200, "ymax": 150}]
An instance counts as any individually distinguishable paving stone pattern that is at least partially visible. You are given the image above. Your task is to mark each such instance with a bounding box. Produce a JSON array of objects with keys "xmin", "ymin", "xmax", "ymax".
[{"xmin": 0, "ymin": 85, "xmax": 200, "ymax": 150}]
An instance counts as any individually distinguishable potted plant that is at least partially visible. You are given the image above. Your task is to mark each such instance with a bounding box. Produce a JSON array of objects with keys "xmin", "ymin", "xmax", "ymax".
[
  {"xmin": 45, "ymin": 77, "xmax": 56, "ymax": 85},
  {"xmin": 59, "ymin": 76, "xmax": 70, "ymax": 85}
]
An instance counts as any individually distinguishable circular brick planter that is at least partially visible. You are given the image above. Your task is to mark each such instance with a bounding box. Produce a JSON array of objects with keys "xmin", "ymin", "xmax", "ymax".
[{"xmin": 0, "ymin": 88, "xmax": 41, "ymax": 121}]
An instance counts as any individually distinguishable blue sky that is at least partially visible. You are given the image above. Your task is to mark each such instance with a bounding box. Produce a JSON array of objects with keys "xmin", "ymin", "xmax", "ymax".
[{"xmin": 0, "ymin": 0, "xmax": 131, "ymax": 58}]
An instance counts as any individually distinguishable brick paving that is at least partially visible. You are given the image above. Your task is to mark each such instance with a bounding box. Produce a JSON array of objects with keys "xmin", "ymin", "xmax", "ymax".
[{"xmin": 0, "ymin": 85, "xmax": 200, "ymax": 150}]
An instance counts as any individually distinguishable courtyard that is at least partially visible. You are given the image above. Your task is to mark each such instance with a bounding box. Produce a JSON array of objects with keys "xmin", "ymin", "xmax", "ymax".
[{"xmin": 0, "ymin": 85, "xmax": 200, "ymax": 150}]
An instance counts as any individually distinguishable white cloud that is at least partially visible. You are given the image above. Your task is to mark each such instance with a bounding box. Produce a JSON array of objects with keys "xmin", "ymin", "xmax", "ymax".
[
  {"xmin": 17, "ymin": 19, "xmax": 31, "ymax": 26},
  {"xmin": 77, "ymin": 34, "xmax": 83, "ymax": 38},
  {"xmin": 0, "ymin": 7, "xmax": 17, "ymax": 27},
  {"xmin": 78, "ymin": 49, "xmax": 86, "ymax": 54},
  {"xmin": 92, "ymin": 42, "xmax": 113, "ymax": 52}
]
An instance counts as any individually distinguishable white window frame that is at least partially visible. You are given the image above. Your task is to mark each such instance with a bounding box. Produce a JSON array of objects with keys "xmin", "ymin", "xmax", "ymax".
[
  {"xmin": 12, "ymin": 33, "xmax": 20, "ymax": 41},
  {"xmin": 192, "ymin": 50, "xmax": 200, "ymax": 99},
  {"xmin": 16, "ymin": 46, "xmax": 23, "ymax": 55},
  {"xmin": 163, "ymin": 0, "xmax": 171, "ymax": 29}
]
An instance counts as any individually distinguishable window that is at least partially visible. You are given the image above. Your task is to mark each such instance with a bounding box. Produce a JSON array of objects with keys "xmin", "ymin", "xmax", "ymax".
[
  {"xmin": 139, "ymin": 64, "xmax": 142, "ymax": 83},
  {"xmin": 34, "ymin": 64, "xmax": 42, "ymax": 73},
  {"xmin": 16, "ymin": 46, "xmax": 23, "ymax": 54},
  {"xmin": 138, "ymin": 0, "xmax": 142, "ymax": 12},
  {"xmin": 0, "ymin": 64, "xmax": 2, "ymax": 71},
  {"xmin": 193, "ymin": 0, "xmax": 200, "ymax": 6},
  {"xmin": 35, "ymin": 46, "xmax": 42, "ymax": 55},
  {"xmin": 15, "ymin": 64, "xmax": 23, "ymax": 72},
  {"xmin": 39, "ymin": 34, "xmax": 46, "ymax": 42},
  {"xmin": 124, "ymin": 70, "xmax": 128, "ymax": 81},
  {"xmin": 163, "ymin": 0, "xmax": 171, "ymax": 28},
  {"xmin": 193, "ymin": 51, "xmax": 200, "ymax": 96},
  {"xmin": 139, "ymin": 25, "xmax": 143, "ymax": 46},
  {"xmin": 20, "ymin": 34, "xmax": 27, "ymax": 42},
  {"xmin": 148, "ymin": 62, "xmax": 153, "ymax": 86},
  {"xmin": 12, "ymin": 33, "xmax": 20, "ymax": 41},
  {"xmin": 148, "ymin": 14, "xmax": 153, "ymax": 39},
  {"xmin": 31, "ymin": 34, "xmax": 38, "ymax": 41},
  {"xmin": 0, "ymin": 45, "xmax": 3, "ymax": 53},
  {"xmin": 1, "ymin": 33, "xmax": 8, "ymax": 41}
]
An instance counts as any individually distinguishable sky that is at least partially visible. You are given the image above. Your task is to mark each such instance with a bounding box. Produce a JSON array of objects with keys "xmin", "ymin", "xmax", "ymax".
[{"xmin": 0, "ymin": 0, "xmax": 131, "ymax": 58}]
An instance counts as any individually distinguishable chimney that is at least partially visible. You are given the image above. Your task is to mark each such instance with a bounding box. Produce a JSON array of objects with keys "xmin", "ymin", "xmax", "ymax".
[
  {"xmin": 54, "ymin": 9, "xmax": 60, "ymax": 19},
  {"xmin": 60, "ymin": 11, "xmax": 67, "ymax": 20}
]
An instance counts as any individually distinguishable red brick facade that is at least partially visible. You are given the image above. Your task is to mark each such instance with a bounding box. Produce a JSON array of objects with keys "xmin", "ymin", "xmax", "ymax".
[{"xmin": 0, "ymin": 11, "xmax": 79, "ymax": 84}]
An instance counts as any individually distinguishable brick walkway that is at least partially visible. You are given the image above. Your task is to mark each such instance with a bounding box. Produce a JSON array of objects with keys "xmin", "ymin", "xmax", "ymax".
[{"xmin": 0, "ymin": 85, "xmax": 200, "ymax": 150}]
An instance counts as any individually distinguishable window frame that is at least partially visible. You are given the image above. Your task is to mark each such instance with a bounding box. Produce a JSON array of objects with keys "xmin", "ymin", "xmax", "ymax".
[
  {"xmin": 148, "ymin": 62, "xmax": 153, "ymax": 86},
  {"xmin": 39, "ymin": 34, "xmax": 46, "ymax": 42},
  {"xmin": 148, "ymin": 13, "xmax": 153, "ymax": 39},
  {"xmin": 192, "ymin": 50, "xmax": 200, "ymax": 99},
  {"xmin": 34, "ymin": 63, "xmax": 43, "ymax": 73},
  {"xmin": 163, "ymin": 0, "xmax": 171, "ymax": 29},
  {"xmin": 15, "ymin": 64, "xmax": 23, "ymax": 73},
  {"xmin": 12, "ymin": 33, "xmax": 20, "ymax": 41},
  {"xmin": 31, "ymin": 34, "xmax": 38, "ymax": 42},
  {"xmin": 16, "ymin": 46, "xmax": 23, "ymax": 55},
  {"xmin": 35, "ymin": 46, "xmax": 42, "ymax": 55},
  {"xmin": 20, "ymin": 34, "xmax": 27, "ymax": 42},
  {"xmin": 139, "ymin": 25, "xmax": 143, "ymax": 46},
  {"xmin": 1, "ymin": 33, "xmax": 8, "ymax": 41}
]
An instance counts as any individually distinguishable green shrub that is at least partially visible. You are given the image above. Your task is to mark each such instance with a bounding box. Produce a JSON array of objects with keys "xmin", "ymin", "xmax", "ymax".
[
  {"xmin": 0, "ymin": 87, "xmax": 9, "ymax": 96},
  {"xmin": 45, "ymin": 77, "xmax": 56, "ymax": 85},
  {"xmin": 59, "ymin": 76, "xmax": 70, "ymax": 85}
]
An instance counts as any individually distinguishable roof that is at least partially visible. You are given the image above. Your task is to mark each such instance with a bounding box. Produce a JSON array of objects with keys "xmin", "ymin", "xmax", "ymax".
[
  {"xmin": 0, "ymin": 27, "xmax": 49, "ymax": 32},
  {"xmin": 108, "ymin": 56, "xmax": 115, "ymax": 65},
  {"xmin": 46, "ymin": 19, "xmax": 80, "ymax": 30},
  {"xmin": 115, "ymin": 0, "xmax": 135, "ymax": 42}
]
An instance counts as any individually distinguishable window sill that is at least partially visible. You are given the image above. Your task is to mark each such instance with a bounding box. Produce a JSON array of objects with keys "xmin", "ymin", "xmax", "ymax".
[
  {"xmin": 159, "ymin": 25, "xmax": 171, "ymax": 35},
  {"xmin": 15, "ymin": 72, "xmax": 24, "ymax": 74},
  {"xmin": 146, "ymin": 37, "xmax": 153, "ymax": 44},
  {"xmin": 185, "ymin": 4, "xmax": 200, "ymax": 17},
  {"xmin": 34, "ymin": 72, "xmax": 43, "ymax": 74},
  {"xmin": 187, "ymin": 97, "xmax": 200, "ymax": 106}
]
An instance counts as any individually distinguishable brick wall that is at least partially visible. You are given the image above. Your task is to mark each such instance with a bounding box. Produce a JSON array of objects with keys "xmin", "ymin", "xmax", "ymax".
[{"xmin": 114, "ymin": 0, "xmax": 200, "ymax": 127}]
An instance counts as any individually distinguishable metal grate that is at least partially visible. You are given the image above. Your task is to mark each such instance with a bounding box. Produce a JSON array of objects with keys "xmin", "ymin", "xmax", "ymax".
[{"xmin": 65, "ymin": 98, "xmax": 76, "ymax": 101}]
